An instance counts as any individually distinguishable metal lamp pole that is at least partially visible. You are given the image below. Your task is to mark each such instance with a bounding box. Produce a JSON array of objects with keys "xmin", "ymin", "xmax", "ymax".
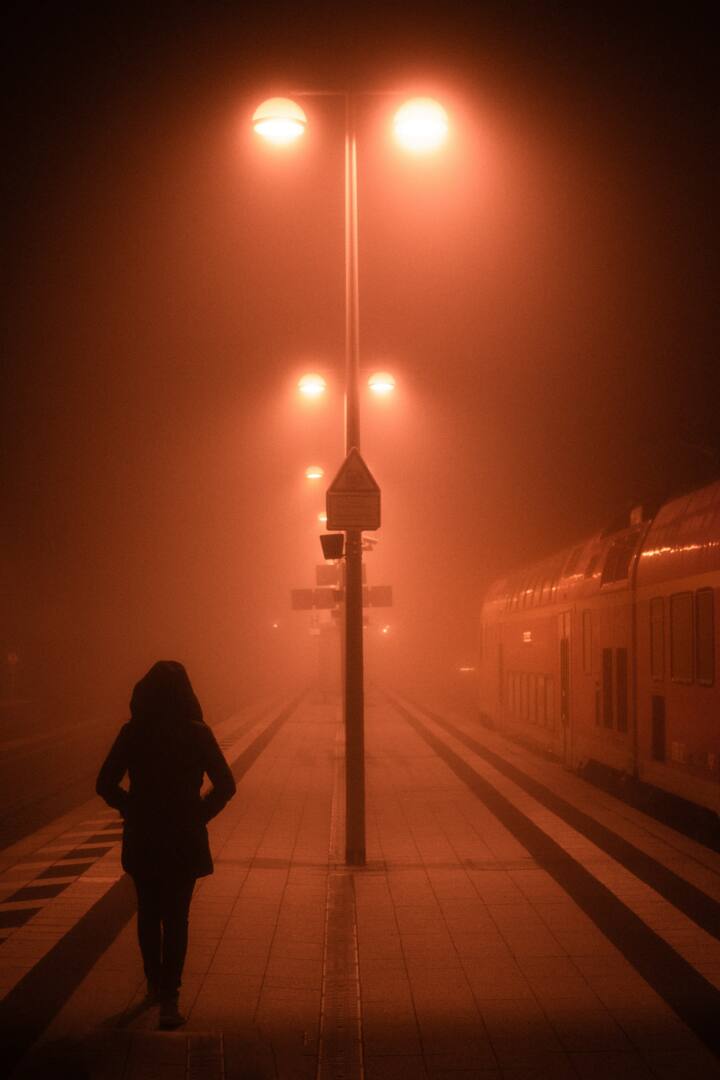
[
  {"xmin": 253, "ymin": 90, "xmax": 448, "ymax": 867},
  {"xmin": 342, "ymin": 93, "xmax": 366, "ymax": 866}
]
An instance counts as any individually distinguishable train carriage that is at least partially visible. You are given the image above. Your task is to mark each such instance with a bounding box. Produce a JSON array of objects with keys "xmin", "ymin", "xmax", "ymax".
[
  {"xmin": 634, "ymin": 483, "xmax": 720, "ymax": 810},
  {"xmin": 478, "ymin": 479, "xmax": 720, "ymax": 816}
]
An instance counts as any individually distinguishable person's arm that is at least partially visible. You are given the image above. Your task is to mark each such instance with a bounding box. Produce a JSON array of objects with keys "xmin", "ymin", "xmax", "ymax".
[
  {"xmin": 199, "ymin": 727, "xmax": 236, "ymax": 822},
  {"xmin": 96, "ymin": 725, "xmax": 131, "ymax": 817}
]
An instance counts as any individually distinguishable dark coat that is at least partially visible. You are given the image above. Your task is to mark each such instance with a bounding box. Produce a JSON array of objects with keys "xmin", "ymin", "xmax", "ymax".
[{"xmin": 96, "ymin": 661, "xmax": 236, "ymax": 880}]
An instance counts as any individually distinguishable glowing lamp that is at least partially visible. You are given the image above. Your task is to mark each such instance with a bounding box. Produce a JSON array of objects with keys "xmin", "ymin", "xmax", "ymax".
[
  {"xmin": 393, "ymin": 98, "xmax": 448, "ymax": 153},
  {"xmin": 305, "ymin": 465, "xmax": 324, "ymax": 480},
  {"xmin": 298, "ymin": 373, "xmax": 327, "ymax": 397},
  {"xmin": 253, "ymin": 98, "xmax": 307, "ymax": 145},
  {"xmin": 318, "ymin": 512, "xmax": 328, "ymax": 524},
  {"xmin": 368, "ymin": 371, "xmax": 396, "ymax": 396}
]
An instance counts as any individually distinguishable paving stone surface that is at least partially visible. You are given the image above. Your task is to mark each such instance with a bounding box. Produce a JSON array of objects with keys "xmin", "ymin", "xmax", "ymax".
[{"xmin": 3, "ymin": 693, "xmax": 720, "ymax": 1078}]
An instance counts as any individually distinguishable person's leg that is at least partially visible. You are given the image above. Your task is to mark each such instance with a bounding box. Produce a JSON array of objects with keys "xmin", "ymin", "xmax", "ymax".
[
  {"xmin": 158, "ymin": 876, "xmax": 195, "ymax": 1027},
  {"xmin": 132, "ymin": 876, "xmax": 162, "ymax": 994}
]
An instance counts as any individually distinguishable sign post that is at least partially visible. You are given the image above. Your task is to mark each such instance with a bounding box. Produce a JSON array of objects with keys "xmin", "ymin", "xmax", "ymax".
[
  {"xmin": 326, "ymin": 449, "xmax": 380, "ymax": 865},
  {"xmin": 326, "ymin": 448, "xmax": 380, "ymax": 532}
]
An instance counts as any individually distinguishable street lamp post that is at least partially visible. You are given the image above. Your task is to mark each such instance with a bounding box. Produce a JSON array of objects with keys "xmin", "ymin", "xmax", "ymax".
[
  {"xmin": 342, "ymin": 92, "xmax": 366, "ymax": 865},
  {"xmin": 253, "ymin": 91, "xmax": 447, "ymax": 866}
]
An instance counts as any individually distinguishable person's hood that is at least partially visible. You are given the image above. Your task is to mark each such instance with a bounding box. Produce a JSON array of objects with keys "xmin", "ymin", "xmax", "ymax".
[{"xmin": 129, "ymin": 660, "xmax": 203, "ymax": 726}]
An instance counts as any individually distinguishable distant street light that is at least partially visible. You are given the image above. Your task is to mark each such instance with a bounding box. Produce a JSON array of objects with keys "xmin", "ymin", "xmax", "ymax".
[
  {"xmin": 393, "ymin": 97, "xmax": 449, "ymax": 153},
  {"xmin": 255, "ymin": 90, "xmax": 447, "ymax": 865},
  {"xmin": 252, "ymin": 97, "xmax": 307, "ymax": 144},
  {"xmin": 368, "ymin": 371, "xmax": 396, "ymax": 396},
  {"xmin": 305, "ymin": 465, "xmax": 324, "ymax": 480},
  {"xmin": 298, "ymin": 373, "xmax": 327, "ymax": 397}
]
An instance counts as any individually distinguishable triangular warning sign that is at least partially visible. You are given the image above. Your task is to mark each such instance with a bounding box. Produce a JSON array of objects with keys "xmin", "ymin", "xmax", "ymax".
[{"xmin": 327, "ymin": 448, "xmax": 380, "ymax": 494}]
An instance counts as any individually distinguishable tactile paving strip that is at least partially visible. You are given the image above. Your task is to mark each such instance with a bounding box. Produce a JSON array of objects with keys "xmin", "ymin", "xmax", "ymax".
[{"xmin": 317, "ymin": 872, "xmax": 364, "ymax": 1080}]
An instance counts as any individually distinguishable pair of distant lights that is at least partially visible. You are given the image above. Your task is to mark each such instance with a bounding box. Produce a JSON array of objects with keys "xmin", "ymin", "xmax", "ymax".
[
  {"xmin": 253, "ymin": 96, "xmax": 449, "ymax": 154},
  {"xmin": 298, "ymin": 372, "xmax": 396, "ymax": 398}
]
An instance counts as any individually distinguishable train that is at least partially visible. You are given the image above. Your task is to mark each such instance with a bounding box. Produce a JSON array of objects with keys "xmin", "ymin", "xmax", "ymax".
[{"xmin": 477, "ymin": 477, "xmax": 720, "ymax": 820}]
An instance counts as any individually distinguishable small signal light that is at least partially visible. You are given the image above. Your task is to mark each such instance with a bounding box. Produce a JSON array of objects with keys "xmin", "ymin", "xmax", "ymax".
[
  {"xmin": 368, "ymin": 371, "xmax": 396, "ymax": 396},
  {"xmin": 298, "ymin": 373, "xmax": 326, "ymax": 397}
]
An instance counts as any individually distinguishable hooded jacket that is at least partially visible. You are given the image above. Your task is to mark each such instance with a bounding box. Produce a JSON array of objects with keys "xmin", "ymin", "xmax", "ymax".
[{"xmin": 96, "ymin": 661, "xmax": 236, "ymax": 878}]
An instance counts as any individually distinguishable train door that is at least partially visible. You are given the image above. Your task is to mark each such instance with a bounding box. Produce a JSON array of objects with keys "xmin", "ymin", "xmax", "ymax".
[
  {"xmin": 497, "ymin": 641, "xmax": 504, "ymax": 716},
  {"xmin": 560, "ymin": 611, "xmax": 572, "ymax": 765}
]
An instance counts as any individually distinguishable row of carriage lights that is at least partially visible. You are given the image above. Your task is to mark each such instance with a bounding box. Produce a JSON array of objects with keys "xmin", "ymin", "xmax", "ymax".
[{"xmin": 253, "ymin": 93, "xmax": 448, "ymax": 865}]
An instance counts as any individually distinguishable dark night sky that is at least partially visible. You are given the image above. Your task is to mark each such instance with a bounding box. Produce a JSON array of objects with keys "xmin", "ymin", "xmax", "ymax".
[{"xmin": 2, "ymin": 2, "xmax": 718, "ymax": 711}]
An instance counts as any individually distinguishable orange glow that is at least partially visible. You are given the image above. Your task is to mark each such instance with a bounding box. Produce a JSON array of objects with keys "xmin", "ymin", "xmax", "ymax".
[
  {"xmin": 298, "ymin": 373, "xmax": 327, "ymax": 397},
  {"xmin": 305, "ymin": 465, "xmax": 324, "ymax": 480},
  {"xmin": 253, "ymin": 98, "xmax": 307, "ymax": 145},
  {"xmin": 368, "ymin": 371, "xmax": 396, "ymax": 396},
  {"xmin": 393, "ymin": 98, "xmax": 448, "ymax": 153},
  {"xmin": 381, "ymin": 625, "xmax": 391, "ymax": 635},
  {"xmin": 318, "ymin": 511, "xmax": 328, "ymax": 524}
]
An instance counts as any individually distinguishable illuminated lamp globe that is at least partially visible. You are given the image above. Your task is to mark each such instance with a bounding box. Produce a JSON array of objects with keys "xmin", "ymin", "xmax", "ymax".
[
  {"xmin": 253, "ymin": 98, "xmax": 307, "ymax": 145},
  {"xmin": 305, "ymin": 465, "xmax": 324, "ymax": 480},
  {"xmin": 298, "ymin": 373, "xmax": 326, "ymax": 397},
  {"xmin": 318, "ymin": 512, "xmax": 328, "ymax": 524},
  {"xmin": 368, "ymin": 371, "xmax": 396, "ymax": 396},
  {"xmin": 393, "ymin": 98, "xmax": 448, "ymax": 153}
]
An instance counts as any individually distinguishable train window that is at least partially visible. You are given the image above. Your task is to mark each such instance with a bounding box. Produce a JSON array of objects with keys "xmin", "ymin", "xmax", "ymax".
[
  {"xmin": 564, "ymin": 546, "xmax": 583, "ymax": 576},
  {"xmin": 546, "ymin": 677, "xmax": 555, "ymax": 729},
  {"xmin": 498, "ymin": 643, "xmax": 505, "ymax": 706},
  {"xmin": 602, "ymin": 648, "xmax": 613, "ymax": 727},
  {"xmin": 696, "ymin": 588, "xmax": 715, "ymax": 686},
  {"xmin": 537, "ymin": 676, "xmax": 547, "ymax": 726},
  {"xmin": 670, "ymin": 592, "xmax": 694, "ymax": 683},
  {"xmin": 650, "ymin": 597, "xmax": 664, "ymax": 680},
  {"xmin": 651, "ymin": 695, "xmax": 665, "ymax": 761},
  {"xmin": 560, "ymin": 637, "xmax": 570, "ymax": 727},
  {"xmin": 585, "ymin": 554, "xmax": 599, "ymax": 579},
  {"xmin": 601, "ymin": 529, "xmax": 640, "ymax": 585},
  {"xmin": 582, "ymin": 611, "xmax": 592, "ymax": 674},
  {"xmin": 616, "ymin": 648, "xmax": 628, "ymax": 733}
]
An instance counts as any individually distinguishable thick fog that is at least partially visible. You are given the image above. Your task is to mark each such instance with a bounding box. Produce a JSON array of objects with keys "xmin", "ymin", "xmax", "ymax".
[{"xmin": 2, "ymin": 6, "xmax": 717, "ymax": 745}]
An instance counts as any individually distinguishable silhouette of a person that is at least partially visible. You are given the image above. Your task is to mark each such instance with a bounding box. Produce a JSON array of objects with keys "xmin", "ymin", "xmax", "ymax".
[{"xmin": 96, "ymin": 660, "xmax": 236, "ymax": 1029}]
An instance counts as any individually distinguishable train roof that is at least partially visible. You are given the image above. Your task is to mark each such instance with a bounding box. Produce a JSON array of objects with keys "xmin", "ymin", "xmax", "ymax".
[
  {"xmin": 636, "ymin": 479, "xmax": 720, "ymax": 588},
  {"xmin": 482, "ymin": 477, "xmax": 720, "ymax": 616}
]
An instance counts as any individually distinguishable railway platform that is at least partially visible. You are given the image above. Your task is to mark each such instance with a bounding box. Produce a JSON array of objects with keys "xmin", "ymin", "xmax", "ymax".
[{"xmin": 2, "ymin": 691, "xmax": 720, "ymax": 1078}]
